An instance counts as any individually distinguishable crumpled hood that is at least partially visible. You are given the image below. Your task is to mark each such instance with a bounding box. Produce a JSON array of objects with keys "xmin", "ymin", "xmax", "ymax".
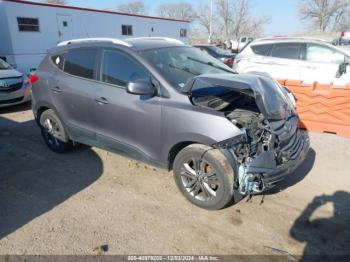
[
  {"xmin": 0, "ymin": 69, "xmax": 23, "ymax": 79},
  {"xmin": 188, "ymin": 73, "xmax": 295, "ymax": 120}
]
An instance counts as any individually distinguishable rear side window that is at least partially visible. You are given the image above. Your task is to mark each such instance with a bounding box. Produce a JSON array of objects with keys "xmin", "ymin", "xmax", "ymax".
[
  {"xmin": 271, "ymin": 43, "xmax": 302, "ymax": 60},
  {"xmin": 100, "ymin": 49, "xmax": 149, "ymax": 87},
  {"xmin": 251, "ymin": 44, "xmax": 273, "ymax": 56},
  {"xmin": 51, "ymin": 54, "xmax": 65, "ymax": 70},
  {"xmin": 64, "ymin": 48, "xmax": 97, "ymax": 79}
]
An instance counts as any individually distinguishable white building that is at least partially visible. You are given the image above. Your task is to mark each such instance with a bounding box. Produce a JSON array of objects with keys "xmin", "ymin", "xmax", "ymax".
[{"xmin": 0, "ymin": 0, "xmax": 190, "ymax": 74}]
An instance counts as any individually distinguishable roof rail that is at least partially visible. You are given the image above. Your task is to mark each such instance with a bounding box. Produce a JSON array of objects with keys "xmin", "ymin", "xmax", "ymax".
[
  {"xmin": 126, "ymin": 37, "xmax": 184, "ymax": 45},
  {"xmin": 57, "ymin": 38, "xmax": 132, "ymax": 47},
  {"xmin": 255, "ymin": 36, "xmax": 330, "ymax": 43}
]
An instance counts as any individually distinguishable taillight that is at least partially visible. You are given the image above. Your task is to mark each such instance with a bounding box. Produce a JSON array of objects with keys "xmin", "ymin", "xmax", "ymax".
[
  {"xmin": 224, "ymin": 58, "xmax": 233, "ymax": 65},
  {"xmin": 29, "ymin": 74, "xmax": 39, "ymax": 84}
]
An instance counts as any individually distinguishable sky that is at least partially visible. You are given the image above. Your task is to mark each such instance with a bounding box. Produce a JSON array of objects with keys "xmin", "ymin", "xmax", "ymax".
[{"xmin": 31, "ymin": 0, "xmax": 305, "ymax": 37}]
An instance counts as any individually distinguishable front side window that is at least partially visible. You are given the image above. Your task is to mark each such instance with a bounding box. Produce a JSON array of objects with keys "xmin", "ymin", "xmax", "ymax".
[
  {"xmin": 122, "ymin": 25, "xmax": 133, "ymax": 36},
  {"xmin": 64, "ymin": 48, "xmax": 97, "ymax": 79},
  {"xmin": 271, "ymin": 43, "xmax": 302, "ymax": 60},
  {"xmin": 306, "ymin": 44, "xmax": 344, "ymax": 64},
  {"xmin": 100, "ymin": 49, "xmax": 149, "ymax": 87},
  {"xmin": 17, "ymin": 17, "xmax": 39, "ymax": 32}
]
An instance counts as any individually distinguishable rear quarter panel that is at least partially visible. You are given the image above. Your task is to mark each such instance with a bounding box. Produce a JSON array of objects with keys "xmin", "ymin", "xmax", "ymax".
[{"xmin": 31, "ymin": 55, "xmax": 58, "ymax": 119}]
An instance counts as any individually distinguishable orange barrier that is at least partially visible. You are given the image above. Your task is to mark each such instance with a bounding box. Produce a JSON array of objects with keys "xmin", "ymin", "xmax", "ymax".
[{"xmin": 277, "ymin": 79, "xmax": 350, "ymax": 138}]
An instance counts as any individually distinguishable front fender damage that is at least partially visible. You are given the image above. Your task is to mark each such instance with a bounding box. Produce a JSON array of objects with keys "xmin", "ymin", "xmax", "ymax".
[{"xmin": 189, "ymin": 73, "xmax": 310, "ymax": 196}]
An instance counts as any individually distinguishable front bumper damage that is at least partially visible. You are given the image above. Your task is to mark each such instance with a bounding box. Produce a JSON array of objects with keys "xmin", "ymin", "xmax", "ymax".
[
  {"xmin": 214, "ymin": 120, "xmax": 310, "ymax": 196},
  {"xmin": 189, "ymin": 73, "xmax": 311, "ymax": 196}
]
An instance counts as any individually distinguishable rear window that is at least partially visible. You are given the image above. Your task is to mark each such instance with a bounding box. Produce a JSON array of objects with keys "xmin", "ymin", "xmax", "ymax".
[
  {"xmin": 271, "ymin": 43, "xmax": 302, "ymax": 60},
  {"xmin": 64, "ymin": 48, "xmax": 97, "ymax": 79},
  {"xmin": 251, "ymin": 44, "xmax": 273, "ymax": 56}
]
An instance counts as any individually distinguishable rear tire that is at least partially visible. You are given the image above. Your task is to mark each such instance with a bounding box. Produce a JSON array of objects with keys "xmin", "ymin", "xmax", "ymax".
[
  {"xmin": 173, "ymin": 144, "xmax": 236, "ymax": 210},
  {"xmin": 39, "ymin": 109, "xmax": 71, "ymax": 153}
]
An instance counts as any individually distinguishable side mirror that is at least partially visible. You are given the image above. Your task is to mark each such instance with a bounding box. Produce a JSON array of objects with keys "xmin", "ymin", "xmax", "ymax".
[{"xmin": 126, "ymin": 80, "xmax": 156, "ymax": 96}]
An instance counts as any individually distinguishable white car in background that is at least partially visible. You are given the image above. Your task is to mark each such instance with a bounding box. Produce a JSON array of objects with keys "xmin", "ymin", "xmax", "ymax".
[
  {"xmin": 230, "ymin": 37, "xmax": 254, "ymax": 52},
  {"xmin": 233, "ymin": 37, "xmax": 350, "ymax": 86}
]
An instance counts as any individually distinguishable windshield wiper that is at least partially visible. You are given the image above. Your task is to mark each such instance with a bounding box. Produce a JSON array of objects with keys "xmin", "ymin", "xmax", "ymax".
[
  {"xmin": 168, "ymin": 64, "xmax": 200, "ymax": 76},
  {"xmin": 187, "ymin": 57, "xmax": 234, "ymax": 73}
]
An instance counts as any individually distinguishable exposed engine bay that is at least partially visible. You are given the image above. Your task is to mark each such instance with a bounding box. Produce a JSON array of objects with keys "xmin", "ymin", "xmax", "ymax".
[{"xmin": 189, "ymin": 74, "xmax": 309, "ymax": 196}]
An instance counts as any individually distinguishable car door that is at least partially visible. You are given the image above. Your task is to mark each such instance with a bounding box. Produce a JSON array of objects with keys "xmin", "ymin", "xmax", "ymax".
[
  {"xmin": 93, "ymin": 47, "xmax": 162, "ymax": 164},
  {"xmin": 266, "ymin": 42, "xmax": 303, "ymax": 80},
  {"xmin": 51, "ymin": 47, "xmax": 98, "ymax": 145},
  {"xmin": 301, "ymin": 43, "xmax": 350, "ymax": 85}
]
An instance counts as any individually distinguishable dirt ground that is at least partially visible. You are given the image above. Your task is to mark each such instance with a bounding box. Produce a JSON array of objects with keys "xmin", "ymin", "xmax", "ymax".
[{"xmin": 0, "ymin": 103, "xmax": 349, "ymax": 257}]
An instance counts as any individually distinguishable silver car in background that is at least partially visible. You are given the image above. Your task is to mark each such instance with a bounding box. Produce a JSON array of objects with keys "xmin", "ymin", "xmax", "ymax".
[{"xmin": 0, "ymin": 58, "xmax": 31, "ymax": 107}]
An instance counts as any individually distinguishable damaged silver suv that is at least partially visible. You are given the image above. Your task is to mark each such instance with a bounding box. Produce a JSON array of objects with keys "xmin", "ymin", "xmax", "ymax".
[{"xmin": 31, "ymin": 37, "xmax": 309, "ymax": 210}]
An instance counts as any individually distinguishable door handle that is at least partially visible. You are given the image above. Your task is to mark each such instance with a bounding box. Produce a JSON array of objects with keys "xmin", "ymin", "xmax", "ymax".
[
  {"xmin": 50, "ymin": 86, "xmax": 62, "ymax": 93},
  {"xmin": 95, "ymin": 97, "xmax": 109, "ymax": 105}
]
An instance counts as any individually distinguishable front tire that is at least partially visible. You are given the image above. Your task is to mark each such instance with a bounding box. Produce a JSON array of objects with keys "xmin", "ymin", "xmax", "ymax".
[
  {"xmin": 39, "ymin": 109, "xmax": 71, "ymax": 153},
  {"xmin": 173, "ymin": 144, "xmax": 236, "ymax": 210}
]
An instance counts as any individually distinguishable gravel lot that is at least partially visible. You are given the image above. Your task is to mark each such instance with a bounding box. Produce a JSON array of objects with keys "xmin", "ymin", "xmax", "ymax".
[{"xmin": 0, "ymin": 103, "xmax": 349, "ymax": 257}]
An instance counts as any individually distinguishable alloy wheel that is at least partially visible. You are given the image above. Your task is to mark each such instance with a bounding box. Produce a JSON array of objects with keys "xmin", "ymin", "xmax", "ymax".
[{"xmin": 180, "ymin": 157, "xmax": 220, "ymax": 202}]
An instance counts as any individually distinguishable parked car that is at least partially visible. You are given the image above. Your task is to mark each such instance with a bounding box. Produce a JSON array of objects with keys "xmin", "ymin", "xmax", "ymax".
[
  {"xmin": 332, "ymin": 37, "xmax": 350, "ymax": 46},
  {"xmin": 340, "ymin": 31, "xmax": 350, "ymax": 40},
  {"xmin": 31, "ymin": 37, "xmax": 309, "ymax": 210},
  {"xmin": 193, "ymin": 44, "xmax": 236, "ymax": 67},
  {"xmin": 234, "ymin": 37, "xmax": 350, "ymax": 85},
  {"xmin": 0, "ymin": 58, "xmax": 32, "ymax": 107},
  {"xmin": 227, "ymin": 37, "xmax": 254, "ymax": 52}
]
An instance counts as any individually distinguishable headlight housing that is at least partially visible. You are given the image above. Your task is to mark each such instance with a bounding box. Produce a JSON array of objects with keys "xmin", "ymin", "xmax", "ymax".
[{"xmin": 275, "ymin": 80, "xmax": 296, "ymax": 109}]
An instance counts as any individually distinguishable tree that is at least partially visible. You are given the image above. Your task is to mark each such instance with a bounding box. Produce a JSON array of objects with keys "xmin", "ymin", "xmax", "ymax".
[
  {"xmin": 157, "ymin": 2, "xmax": 195, "ymax": 21},
  {"xmin": 117, "ymin": 0, "xmax": 148, "ymax": 15},
  {"xmin": 298, "ymin": 0, "xmax": 350, "ymax": 32},
  {"xmin": 215, "ymin": 0, "xmax": 231, "ymax": 39},
  {"xmin": 195, "ymin": 1, "xmax": 211, "ymax": 35},
  {"xmin": 214, "ymin": 0, "xmax": 269, "ymax": 40},
  {"xmin": 45, "ymin": 0, "xmax": 68, "ymax": 5}
]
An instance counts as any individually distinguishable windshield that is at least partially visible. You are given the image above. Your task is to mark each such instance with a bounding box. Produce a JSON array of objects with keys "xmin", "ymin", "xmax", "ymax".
[
  {"xmin": 140, "ymin": 46, "xmax": 235, "ymax": 91},
  {"xmin": 0, "ymin": 59, "xmax": 11, "ymax": 70}
]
